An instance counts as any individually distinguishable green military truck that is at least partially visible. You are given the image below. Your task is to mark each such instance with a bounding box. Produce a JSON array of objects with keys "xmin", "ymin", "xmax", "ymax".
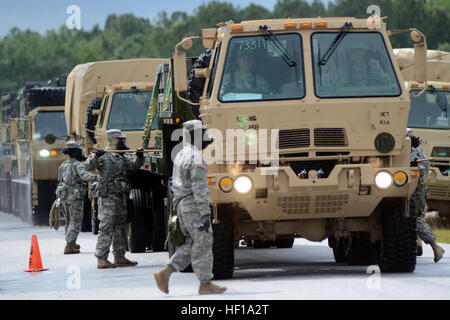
[
  {"xmin": 128, "ymin": 16, "xmax": 425, "ymax": 279},
  {"xmin": 0, "ymin": 80, "xmax": 67, "ymax": 225}
]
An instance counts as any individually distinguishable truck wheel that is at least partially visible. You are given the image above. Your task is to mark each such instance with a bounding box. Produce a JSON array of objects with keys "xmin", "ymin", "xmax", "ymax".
[
  {"xmin": 253, "ymin": 240, "xmax": 271, "ymax": 248},
  {"xmin": 81, "ymin": 195, "xmax": 92, "ymax": 232},
  {"xmin": 187, "ymin": 49, "xmax": 213, "ymax": 118},
  {"xmin": 86, "ymin": 97, "xmax": 102, "ymax": 144},
  {"xmin": 150, "ymin": 190, "xmax": 167, "ymax": 252},
  {"xmin": 330, "ymin": 237, "xmax": 347, "ymax": 263},
  {"xmin": 276, "ymin": 238, "xmax": 295, "ymax": 248},
  {"xmin": 128, "ymin": 189, "xmax": 147, "ymax": 253},
  {"xmin": 212, "ymin": 204, "xmax": 235, "ymax": 279},
  {"xmin": 379, "ymin": 204, "xmax": 417, "ymax": 273},
  {"xmin": 91, "ymin": 198, "xmax": 100, "ymax": 234},
  {"xmin": 345, "ymin": 233, "xmax": 379, "ymax": 266}
]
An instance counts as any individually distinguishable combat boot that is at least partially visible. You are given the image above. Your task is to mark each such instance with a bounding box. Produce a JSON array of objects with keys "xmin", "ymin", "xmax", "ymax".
[
  {"xmin": 154, "ymin": 264, "xmax": 175, "ymax": 294},
  {"xmin": 73, "ymin": 243, "xmax": 80, "ymax": 249},
  {"xmin": 431, "ymin": 242, "xmax": 445, "ymax": 263},
  {"xmin": 198, "ymin": 281, "xmax": 227, "ymax": 295},
  {"xmin": 113, "ymin": 256, "xmax": 138, "ymax": 267},
  {"xmin": 64, "ymin": 242, "xmax": 80, "ymax": 254},
  {"xmin": 97, "ymin": 258, "xmax": 115, "ymax": 269}
]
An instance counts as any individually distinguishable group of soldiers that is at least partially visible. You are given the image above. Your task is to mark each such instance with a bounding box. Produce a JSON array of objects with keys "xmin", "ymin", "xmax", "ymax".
[{"xmin": 56, "ymin": 121, "xmax": 226, "ymax": 295}]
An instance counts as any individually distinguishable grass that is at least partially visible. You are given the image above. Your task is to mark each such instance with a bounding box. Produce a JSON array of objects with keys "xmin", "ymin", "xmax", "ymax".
[{"xmin": 434, "ymin": 229, "xmax": 450, "ymax": 244}]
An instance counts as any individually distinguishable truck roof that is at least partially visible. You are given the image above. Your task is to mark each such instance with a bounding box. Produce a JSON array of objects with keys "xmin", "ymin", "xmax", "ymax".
[{"xmin": 65, "ymin": 58, "xmax": 168, "ymax": 138}]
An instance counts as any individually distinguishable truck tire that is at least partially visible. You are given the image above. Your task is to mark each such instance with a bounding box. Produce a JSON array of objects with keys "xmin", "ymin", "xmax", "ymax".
[
  {"xmin": 276, "ymin": 238, "xmax": 295, "ymax": 248},
  {"xmin": 379, "ymin": 204, "xmax": 417, "ymax": 273},
  {"xmin": 91, "ymin": 198, "xmax": 100, "ymax": 235},
  {"xmin": 128, "ymin": 189, "xmax": 147, "ymax": 253},
  {"xmin": 212, "ymin": 204, "xmax": 235, "ymax": 279},
  {"xmin": 329, "ymin": 237, "xmax": 347, "ymax": 263},
  {"xmin": 187, "ymin": 49, "xmax": 213, "ymax": 118},
  {"xmin": 345, "ymin": 233, "xmax": 379, "ymax": 266},
  {"xmin": 86, "ymin": 97, "xmax": 102, "ymax": 144},
  {"xmin": 28, "ymin": 87, "xmax": 66, "ymax": 109},
  {"xmin": 81, "ymin": 194, "xmax": 92, "ymax": 232},
  {"xmin": 32, "ymin": 180, "xmax": 56, "ymax": 226},
  {"xmin": 150, "ymin": 189, "xmax": 167, "ymax": 252}
]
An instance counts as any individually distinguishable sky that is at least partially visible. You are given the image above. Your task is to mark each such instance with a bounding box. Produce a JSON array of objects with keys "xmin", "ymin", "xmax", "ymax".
[{"xmin": 0, "ymin": 0, "xmax": 331, "ymax": 37}]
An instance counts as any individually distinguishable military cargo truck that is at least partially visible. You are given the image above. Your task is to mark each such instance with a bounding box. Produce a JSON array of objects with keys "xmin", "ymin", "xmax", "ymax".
[
  {"xmin": 136, "ymin": 17, "xmax": 425, "ymax": 278},
  {"xmin": 395, "ymin": 48, "xmax": 450, "ymax": 219},
  {"xmin": 0, "ymin": 80, "xmax": 67, "ymax": 225},
  {"xmin": 64, "ymin": 58, "xmax": 168, "ymax": 236}
]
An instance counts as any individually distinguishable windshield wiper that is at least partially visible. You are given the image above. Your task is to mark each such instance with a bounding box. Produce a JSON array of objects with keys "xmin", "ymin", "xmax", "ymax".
[
  {"xmin": 318, "ymin": 22, "xmax": 352, "ymax": 66},
  {"xmin": 259, "ymin": 25, "xmax": 296, "ymax": 67},
  {"xmin": 429, "ymin": 84, "xmax": 448, "ymax": 118},
  {"xmin": 131, "ymin": 86, "xmax": 150, "ymax": 108}
]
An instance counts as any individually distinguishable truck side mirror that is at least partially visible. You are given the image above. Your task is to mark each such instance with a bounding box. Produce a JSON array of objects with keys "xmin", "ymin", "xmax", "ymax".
[
  {"xmin": 173, "ymin": 51, "xmax": 188, "ymax": 92},
  {"xmin": 410, "ymin": 29, "xmax": 427, "ymax": 83},
  {"xmin": 202, "ymin": 28, "xmax": 216, "ymax": 49}
]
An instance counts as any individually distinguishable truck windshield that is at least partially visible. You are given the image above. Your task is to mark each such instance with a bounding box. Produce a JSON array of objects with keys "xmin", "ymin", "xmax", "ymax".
[
  {"xmin": 219, "ymin": 34, "xmax": 304, "ymax": 102},
  {"xmin": 107, "ymin": 91, "xmax": 152, "ymax": 131},
  {"xmin": 408, "ymin": 89, "xmax": 450, "ymax": 130},
  {"xmin": 34, "ymin": 111, "xmax": 67, "ymax": 139},
  {"xmin": 312, "ymin": 32, "xmax": 401, "ymax": 97}
]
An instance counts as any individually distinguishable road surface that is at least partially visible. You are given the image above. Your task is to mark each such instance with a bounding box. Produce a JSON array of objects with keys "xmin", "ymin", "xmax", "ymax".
[{"xmin": 1, "ymin": 211, "xmax": 449, "ymax": 300}]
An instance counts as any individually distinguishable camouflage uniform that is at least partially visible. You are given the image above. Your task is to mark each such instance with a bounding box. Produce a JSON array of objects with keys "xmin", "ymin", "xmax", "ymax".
[
  {"xmin": 85, "ymin": 145, "xmax": 144, "ymax": 260},
  {"xmin": 56, "ymin": 144, "xmax": 98, "ymax": 244},
  {"xmin": 168, "ymin": 142, "xmax": 213, "ymax": 282},
  {"xmin": 411, "ymin": 145, "xmax": 436, "ymax": 244}
]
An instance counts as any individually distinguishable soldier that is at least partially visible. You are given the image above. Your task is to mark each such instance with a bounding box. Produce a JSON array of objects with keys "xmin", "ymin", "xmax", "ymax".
[
  {"xmin": 220, "ymin": 49, "xmax": 270, "ymax": 96},
  {"xmin": 85, "ymin": 129, "xmax": 144, "ymax": 269},
  {"xmin": 409, "ymin": 132, "xmax": 445, "ymax": 262},
  {"xmin": 154, "ymin": 120, "xmax": 226, "ymax": 295},
  {"xmin": 56, "ymin": 141, "xmax": 98, "ymax": 254}
]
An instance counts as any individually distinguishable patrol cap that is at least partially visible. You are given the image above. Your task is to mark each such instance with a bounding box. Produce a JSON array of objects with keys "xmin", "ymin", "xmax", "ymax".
[
  {"xmin": 106, "ymin": 129, "xmax": 126, "ymax": 139},
  {"xmin": 66, "ymin": 141, "xmax": 82, "ymax": 149},
  {"xmin": 183, "ymin": 120, "xmax": 207, "ymax": 132},
  {"xmin": 406, "ymin": 128, "xmax": 413, "ymax": 136}
]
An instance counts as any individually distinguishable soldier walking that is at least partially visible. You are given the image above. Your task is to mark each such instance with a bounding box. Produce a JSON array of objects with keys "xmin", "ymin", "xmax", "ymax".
[
  {"xmin": 409, "ymin": 133, "xmax": 445, "ymax": 262},
  {"xmin": 154, "ymin": 120, "xmax": 226, "ymax": 295},
  {"xmin": 56, "ymin": 141, "xmax": 98, "ymax": 254},
  {"xmin": 85, "ymin": 129, "xmax": 144, "ymax": 269}
]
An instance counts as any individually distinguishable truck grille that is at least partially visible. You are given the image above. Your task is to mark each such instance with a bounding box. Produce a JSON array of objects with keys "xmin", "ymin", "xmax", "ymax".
[
  {"xmin": 277, "ymin": 195, "xmax": 310, "ymax": 215},
  {"xmin": 314, "ymin": 128, "xmax": 348, "ymax": 147},
  {"xmin": 277, "ymin": 129, "xmax": 310, "ymax": 149},
  {"xmin": 428, "ymin": 186, "xmax": 450, "ymax": 199},
  {"xmin": 314, "ymin": 194, "xmax": 349, "ymax": 214}
]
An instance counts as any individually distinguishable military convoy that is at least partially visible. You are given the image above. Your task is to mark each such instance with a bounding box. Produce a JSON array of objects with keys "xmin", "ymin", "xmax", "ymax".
[
  {"xmin": 394, "ymin": 48, "xmax": 450, "ymax": 220},
  {"xmin": 0, "ymin": 14, "xmax": 440, "ymax": 279},
  {"xmin": 0, "ymin": 79, "xmax": 67, "ymax": 225}
]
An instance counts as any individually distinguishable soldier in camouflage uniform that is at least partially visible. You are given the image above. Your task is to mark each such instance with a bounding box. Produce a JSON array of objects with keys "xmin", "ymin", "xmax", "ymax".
[
  {"xmin": 56, "ymin": 141, "xmax": 98, "ymax": 254},
  {"xmin": 154, "ymin": 120, "xmax": 226, "ymax": 295},
  {"xmin": 85, "ymin": 129, "xmax": 145, "ymax": 269},
  {"xmin": 409, "ymin": 132, "xmax": 445, "ymax": 263}
]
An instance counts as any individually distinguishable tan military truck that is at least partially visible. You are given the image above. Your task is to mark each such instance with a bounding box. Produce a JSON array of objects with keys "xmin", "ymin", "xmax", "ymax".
[
  {"xmin": 139, "ymin": 17, "xmax": 426, "ymax": 278},
  {"xmin": 394, "ymin": 48, "xmax": 450, "ymax": 219},
  {"xmin": 64, "ymin": 58, "xmax": 168, "ymax": 237},
  {"xmin": 0, "ymin": 81, "xmax": 67, "ymax": 225}
]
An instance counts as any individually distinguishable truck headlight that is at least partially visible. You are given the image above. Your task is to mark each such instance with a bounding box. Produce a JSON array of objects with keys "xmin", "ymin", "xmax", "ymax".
[
  {"xmin": 234, "ymin": 176, "xmax": 252, "ymax": 194},
  {"xmin": 39, "ymin": 149, "xmax": 50, "ymax": 158},
  {"xmin": 375, "ymin": 171, "xmax": 393, "ymax": 189}
]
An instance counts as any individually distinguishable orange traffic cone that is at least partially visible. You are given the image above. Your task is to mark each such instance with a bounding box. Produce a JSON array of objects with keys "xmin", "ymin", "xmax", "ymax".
[{"xmin": 25, "ymin": 235, "xmax": 48, "ymax": 272}]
